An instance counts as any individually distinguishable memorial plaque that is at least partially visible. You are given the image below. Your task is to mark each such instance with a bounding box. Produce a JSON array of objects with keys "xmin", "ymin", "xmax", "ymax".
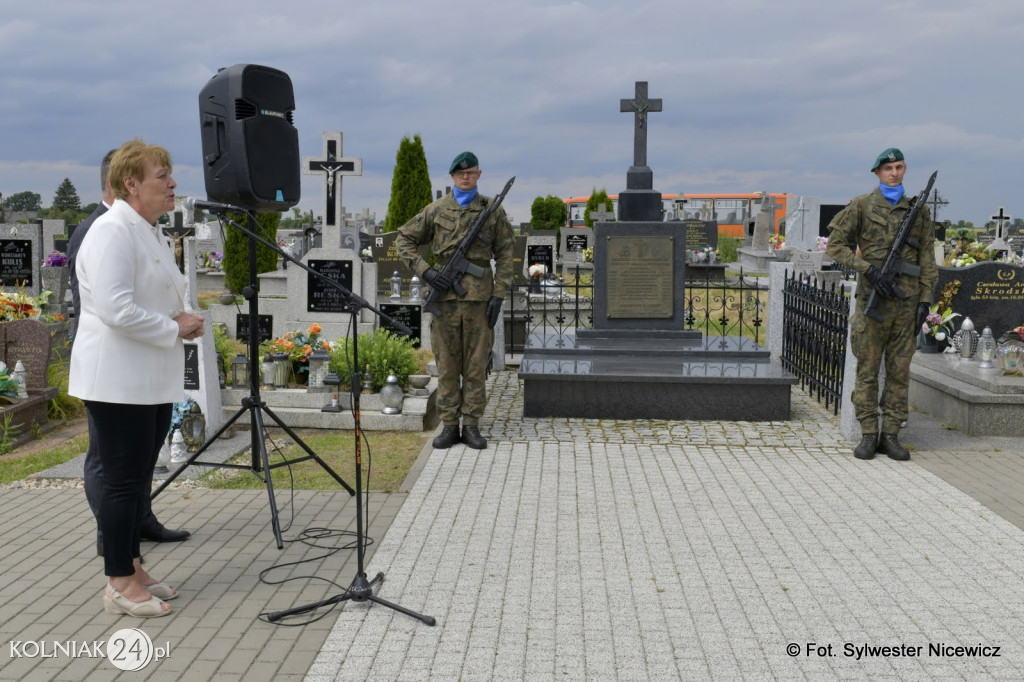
[
  {"xmin": 527, "ymin": 244, "xmax": 554, "ymax": 275},
  {"xmin": 565, "ymin": 232, "xmax": 589, "ymax": 252},
  {"xmin": 605, "ymin": 235, "xmax": 674, "ymax": 318},
  {"xmin": 307, "ymin": 259, "xmax": 354, "ymax": 313},
  {"xmin": 236, "ymin": 314, "xmax": 274, "ymax": 344},
  {"xmin": 936, "ymin": 262, "xmax": 1024, "ymax": 340},
  {"xmin": 0, "ymin": 239, "xmax": 34, "ymax": 287},
  {"xmin": 680, "ymin": 219, "xmax": 717, "ymax": 251},
  {"xmin": 380, "ymin": 303, "xmax": 423, "ymax": 349},
  {"xmin": 371, "ymin": 232, "xmax": 417, "ymax": 292},
  {"xmin": 790, "ymin": 249, "xmax": 825, "ymax": 278},
  {"xmin": 183, "ymin": 343, "xmax": 200, "ymax": 390}
]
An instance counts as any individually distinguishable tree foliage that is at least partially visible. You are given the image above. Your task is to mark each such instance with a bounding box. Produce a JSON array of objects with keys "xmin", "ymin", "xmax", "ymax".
[
  {"xmin": 3, "ymin": 191, "xmax": 42, "ymax": 212},
  {"xmin": 223, "ymin": 211, "xmax": 281, "ymax": 294},
  {"xmin": 52, "ymin": 178, "xmax": 81, "ymax": 212},
  {"xmin": 584, "ymin": 188, "xmax": 614, "ymax": 227},
  {"xmin": 529, "ymin": 195, "xmax": 566, "ymax": 231},
  {"xmin": 383, "ymin": 134, "xmax": 433, "ymax": 233}
]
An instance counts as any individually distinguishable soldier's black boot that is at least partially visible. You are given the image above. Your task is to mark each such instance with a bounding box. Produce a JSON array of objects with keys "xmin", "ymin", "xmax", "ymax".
[
  {"xmin": 433, "ymin": 424, "xmax": 461, "ymax": 449},
  {"xmin": 461, "ymin": 424, "xmax": 487, "ymax": 450},
  {"xmin": 878, "ymin": 433, "xmax": 909, "ymax": 461},
  {"xmin": 853, "ymin": 433, "xmax": 877, "ymax": 460}
]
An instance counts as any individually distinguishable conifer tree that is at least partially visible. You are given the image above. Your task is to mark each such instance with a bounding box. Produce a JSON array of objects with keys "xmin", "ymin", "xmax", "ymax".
[
  {"xmin": 383, "ymin": 135, "xmax": 433, "ymax": 233},
  {"xmin": 223, "ymin": 211, "xmax": 281, "ymax": 294},
  {"xmin": 530, "ymin": 195, "xmax": 567, "ymax": 231},
  {"xmin": 52, "ymin": 178, "xmax": 81, "ymax": 212}
]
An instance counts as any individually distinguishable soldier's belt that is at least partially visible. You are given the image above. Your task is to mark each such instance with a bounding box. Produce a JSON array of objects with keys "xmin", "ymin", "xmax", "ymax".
[{"xmin": 437, "ymin": 258, "xmax": 491, "ymax": 270}]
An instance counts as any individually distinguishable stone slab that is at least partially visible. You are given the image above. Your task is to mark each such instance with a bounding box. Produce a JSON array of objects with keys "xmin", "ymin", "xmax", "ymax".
[{"xmin": 909, "ymin": 352, "xmax": 1024, "ymax": 436}]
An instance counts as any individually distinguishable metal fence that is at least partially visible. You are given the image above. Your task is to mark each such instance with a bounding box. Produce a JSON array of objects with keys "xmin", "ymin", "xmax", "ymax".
[
  {"xmin": 505, "ymin": 266, "xmax": 768, "ymax": 354},
  {"xmin": 780, "ymin": 271, "xmax": 850, "ymax": 414}
]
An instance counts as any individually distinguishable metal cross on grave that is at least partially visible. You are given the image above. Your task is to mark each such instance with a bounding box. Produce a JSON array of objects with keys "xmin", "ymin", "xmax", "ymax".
[
  {"xmin": 303, "ymin": 131, "xmax": 363, "ymax": 249},
  {"xmin": 162, "ymin": 211, "xmax": 195, "ymax": 274},
  {"xmin": 620, "ymin": 81, "xmax": 662, "ymax": 168}
]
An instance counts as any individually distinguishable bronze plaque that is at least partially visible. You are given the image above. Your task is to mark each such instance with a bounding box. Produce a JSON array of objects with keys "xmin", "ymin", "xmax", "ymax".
[{"xmin": 605, "ymin": 235, "xmax": 674, "ymax": 318}]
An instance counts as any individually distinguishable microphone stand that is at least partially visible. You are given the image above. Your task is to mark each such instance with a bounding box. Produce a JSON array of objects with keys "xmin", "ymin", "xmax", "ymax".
[{"xmin": 266, "ymin": 297, "xmax": 435, "ymax": 626}]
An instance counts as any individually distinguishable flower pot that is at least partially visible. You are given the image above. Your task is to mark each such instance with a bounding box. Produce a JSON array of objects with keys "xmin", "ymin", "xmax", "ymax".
[{"xmin": 40, "ymin": 266, "xmax": 69, "ymax": 307}]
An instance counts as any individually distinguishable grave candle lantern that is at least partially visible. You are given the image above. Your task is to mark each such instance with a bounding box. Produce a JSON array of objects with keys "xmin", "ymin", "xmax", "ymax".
[
  {"xmin": 390, "ymin": 271, "xmax": 402, "ymax": 299},
  {"xmin": 230, "ymin": 353, "xmax": 248, "ymax": 387},
  {"xmin": 976, "ymin": 327, "xmax": 996, "ymax": 369},
  {"xmin": 308, "ymin": 348, "xmax": 330, "ymax": 392}
]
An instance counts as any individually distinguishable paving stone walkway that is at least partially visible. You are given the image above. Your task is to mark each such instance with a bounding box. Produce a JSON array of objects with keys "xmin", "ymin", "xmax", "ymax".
[{"xmin": 2, "ymin": 370, "xmax": 1023, "ymax": 680}]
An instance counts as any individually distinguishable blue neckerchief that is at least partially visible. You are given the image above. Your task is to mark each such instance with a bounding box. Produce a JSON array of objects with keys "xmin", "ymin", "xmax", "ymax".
[
  {"xmin": 879, "ymin": 182, "xmax": 905, "ymax": 205},
  {"xmin": 452, "ymin": 187, "xmax": 478, "ymax": 207}
]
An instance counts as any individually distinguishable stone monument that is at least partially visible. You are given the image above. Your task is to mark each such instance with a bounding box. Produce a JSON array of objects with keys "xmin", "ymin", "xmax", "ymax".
[
  {"xmin": 303, "ymin": 131, "xmax": 363, "ymax": 250},
  {"xmin": 518, "ymin": 82, "xmax": 797, "ymax": 421}
]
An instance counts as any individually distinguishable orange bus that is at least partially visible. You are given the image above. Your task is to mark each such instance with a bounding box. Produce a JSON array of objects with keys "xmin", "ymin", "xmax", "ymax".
[{"xmin": 563, "ymin": 192, "xmax": 792, "ymax": 238}]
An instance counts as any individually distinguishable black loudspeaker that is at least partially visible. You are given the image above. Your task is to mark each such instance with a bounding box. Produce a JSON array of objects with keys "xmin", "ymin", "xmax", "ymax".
[{"xmin": 198, "ymin": 63, "xmax": 300, "ymax": 212}]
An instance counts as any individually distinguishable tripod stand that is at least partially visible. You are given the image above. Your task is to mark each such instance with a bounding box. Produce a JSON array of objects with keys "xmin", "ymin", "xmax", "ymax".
[
  {"xmin": 267, "ymin": 300, "xmax": 435, "ymax": 625},
  {"xmin": 152, "ymin": 213, "xmax": 355, "ymax": 549}
]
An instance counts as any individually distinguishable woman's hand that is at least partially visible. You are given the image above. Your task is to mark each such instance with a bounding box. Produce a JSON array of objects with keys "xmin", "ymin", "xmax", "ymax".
[{"xmin": 174, "ymin": 312, "xmax": 205, "ymax": 340}]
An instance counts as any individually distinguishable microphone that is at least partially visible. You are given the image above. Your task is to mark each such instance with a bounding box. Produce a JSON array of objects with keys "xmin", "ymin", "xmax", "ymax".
[{"xmin": 181, "ymin": 196, "xmax": 243, "ymax": 213}]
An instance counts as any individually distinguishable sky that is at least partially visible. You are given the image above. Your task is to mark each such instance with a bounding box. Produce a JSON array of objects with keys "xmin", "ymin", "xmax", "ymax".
[{"xmin": 2, "ymin": 0, "xmax": 1022, "ymax": 228}]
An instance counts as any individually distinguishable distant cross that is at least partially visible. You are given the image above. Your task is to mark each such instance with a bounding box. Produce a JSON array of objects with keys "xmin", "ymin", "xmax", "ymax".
[
  {"xmin": 620, "ymin": 81, "xmax": 662, "ymax": 167},
  {"xmin": 991, "ymin": 207, "xmax": 1011, "ymax": 239},
  {"xmin": 303, "ymin": 132, "xmax": 363, "ymax": 246},
  {"xmin": 590, "ymin": 206, "xmax": 615, "ymax": 223},
  {"xmin": 928, "ymin": 189, "xmax": 949, "ymax": 222},
  {"xmin": 162, "ymin": 211, "xmax": 195, "ymax": 274}
]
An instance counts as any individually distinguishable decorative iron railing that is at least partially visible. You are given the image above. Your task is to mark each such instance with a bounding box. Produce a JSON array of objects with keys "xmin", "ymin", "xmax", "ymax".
[
  {"xmin": 781, "ymin": 271, "xmax": 850, "ymax": 414},
  {"xmin": 505, "ymin": 265, "xmax": 767, "ymax": 354}
]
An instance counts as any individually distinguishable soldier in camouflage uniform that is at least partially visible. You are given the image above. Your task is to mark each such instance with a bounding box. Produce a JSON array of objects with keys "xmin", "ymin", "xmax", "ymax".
[
  {"xmin": 396, "ymin": 152, "xmax": 514, "ymax": 450},
  {"xmin": 826, "ymin": 148, "xmax": 938, "ymax": 461}
]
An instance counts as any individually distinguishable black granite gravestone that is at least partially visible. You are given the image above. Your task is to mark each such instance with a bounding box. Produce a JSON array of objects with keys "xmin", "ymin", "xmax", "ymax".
[
  {"xmin": 184, "ymin": 343, "xmax": 201, "ymax": 390},
  {"xmin": 307, "ymin": 259, "xmax": 353, "ymax": 313},
  {"xmin": 511, "ymin": 235, "xmax": 529, "ymax": 286},
  {"xmin": 236, "ymin": 314, "xmax": 274, "ymax": 344},
  {"xmin": 0, "ymin": 240, "xmax": 33, "ymax": 286},
  {"xmin": 527, "ymin": 244, "xmax": 554, "ymax": 275},
  {"xmin": 380, "ymin": 303, "xmax": 422, "ymax": 349},
  {"xmin": 371, "ymin": 232, "xmax": 416, "ymax": 293},
  {"xmin": 680, "ymin": 219, "xmax": 718, "ymax": 251},
  {"xmin": 935, "ymin": 262, "xmax": 1024, "ymax": 340}
]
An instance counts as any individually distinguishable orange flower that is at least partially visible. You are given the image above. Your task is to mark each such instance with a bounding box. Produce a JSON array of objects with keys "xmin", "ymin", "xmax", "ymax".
[{"xmin": 309, "ymin": 323, "xmax": 322, "ymax": 334}]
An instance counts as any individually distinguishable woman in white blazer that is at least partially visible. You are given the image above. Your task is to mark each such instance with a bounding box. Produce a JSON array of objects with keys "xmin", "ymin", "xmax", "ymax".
[{"xmin": 69, "ymin": 139, "xmax": 205, "ymax": 618}]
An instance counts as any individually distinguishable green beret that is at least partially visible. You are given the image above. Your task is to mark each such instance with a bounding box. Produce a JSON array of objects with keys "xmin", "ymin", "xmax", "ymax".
[
  {"xmin": 871, "ymin": 147, "xmax": 904, "ymax": 171},
  {"xmin": 449, "ymin": 151, "xmax": 479, "ymax": 174}
]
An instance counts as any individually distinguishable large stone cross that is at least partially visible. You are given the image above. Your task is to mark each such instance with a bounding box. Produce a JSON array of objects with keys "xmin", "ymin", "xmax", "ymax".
[
  {"xmin": 303, "ymin": 131, "xmax": 363, "ymax": 249},
  {"xmin": 590, "ymin": 207, "xmax": 615, "ymax": 222},
  {"xmin": 620, "ymin": 81, "xmax": 662, "ymax": 168},
  {"xmin": 988, "ymin": 206, "xmax": 1012, "ymax": 253},
  {"xmin": 162, "ymin": 211, "xmax": 195, "ymax": 274}
]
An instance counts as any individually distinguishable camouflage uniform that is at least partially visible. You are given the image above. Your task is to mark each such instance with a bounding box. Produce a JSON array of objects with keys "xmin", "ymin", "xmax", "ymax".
[
  {"xmin": 826, "ymin": 188, "xmax": 937, "ymax": 435},
  {"xmin": 395, "ymin": 191, "xmax": 514, "ymax": 426}
]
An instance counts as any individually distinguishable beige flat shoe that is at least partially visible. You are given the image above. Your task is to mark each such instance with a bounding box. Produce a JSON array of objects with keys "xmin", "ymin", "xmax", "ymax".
[
  {"xmin": 145, "ymin": 582, "xmax": 179, "ymax": 601},
  {"xmin": 103, "ymin": 586, "xmax": 171, "ymax": 618}
]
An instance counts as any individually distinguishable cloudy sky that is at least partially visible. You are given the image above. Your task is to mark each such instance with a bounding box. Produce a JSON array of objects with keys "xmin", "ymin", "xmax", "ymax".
[{"xmin": 2, "ymin": 0, "xmax": 1022, "ymax": 227}]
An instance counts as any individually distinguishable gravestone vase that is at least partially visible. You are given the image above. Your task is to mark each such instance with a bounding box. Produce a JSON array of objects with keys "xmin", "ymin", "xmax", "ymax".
[{"xmin": 920, "ymin": 334, "xmax": 939, "ymax": 353}]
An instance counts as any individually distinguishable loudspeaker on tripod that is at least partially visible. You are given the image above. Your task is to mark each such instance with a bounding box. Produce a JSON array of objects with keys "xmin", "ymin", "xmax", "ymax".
[{"xmin": 198, "ymin": 63, "xmax": 300, "ymax": 212}]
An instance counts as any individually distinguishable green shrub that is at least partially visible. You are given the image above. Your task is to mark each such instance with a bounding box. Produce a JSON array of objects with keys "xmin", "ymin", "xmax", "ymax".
[
  {"xmin": 718, "ymin": 236, "xmax": 739, "ymax": 263},
  {"xmin": 328, "ymin": 328, "xmax": 418, "ymax": 390}
]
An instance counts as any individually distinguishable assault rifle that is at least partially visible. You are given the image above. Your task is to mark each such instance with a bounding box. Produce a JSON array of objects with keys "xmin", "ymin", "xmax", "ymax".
[
  {"xmin": 423, "ymin": 176, "xmax": 515, "ymax": 317},
  {"xmin": 864, "ymin": 170, "xmax": 937, "ymax": 322}
]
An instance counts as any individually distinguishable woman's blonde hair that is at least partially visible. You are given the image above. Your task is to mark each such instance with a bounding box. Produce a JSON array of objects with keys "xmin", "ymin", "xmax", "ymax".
[{"xmin": 108, "ymin": 139, "xmax": 172, "ymax": 200}]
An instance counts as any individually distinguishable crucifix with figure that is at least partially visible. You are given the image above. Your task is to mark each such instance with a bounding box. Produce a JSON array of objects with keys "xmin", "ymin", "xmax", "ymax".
[
  {"xmin": 303, "ymin": 131, "xmax": 363, "ymax": 249},
  {"xmin": 620, "ymin": 81, "xmax": 662, "ymax": 169},
  {"xmin": 616, "ymin": 81, "xmax": 664, "ymax": 222}
]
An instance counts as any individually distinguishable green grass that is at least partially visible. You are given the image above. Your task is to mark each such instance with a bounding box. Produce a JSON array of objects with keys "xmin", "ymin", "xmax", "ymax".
[
  {"xmin": 200, "ymin": 429, "xmax": 430, "ymax": 493},
  {"xmin": 0, "ymin": 430, "xmax": 90, "ymax": 485}
]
